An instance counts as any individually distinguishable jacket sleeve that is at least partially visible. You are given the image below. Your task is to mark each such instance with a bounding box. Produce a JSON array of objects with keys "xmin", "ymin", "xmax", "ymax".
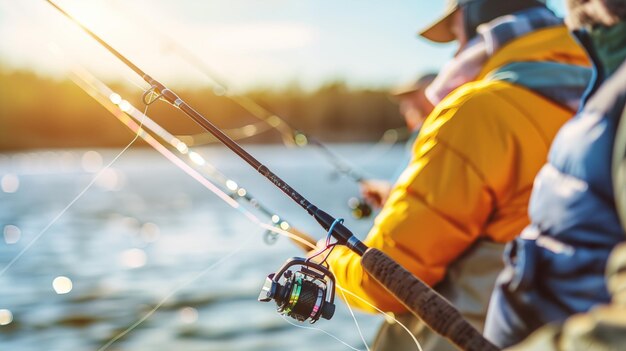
[{"xmin": 325, "ymin": 94, "xmax": 502, "ymax": 313}]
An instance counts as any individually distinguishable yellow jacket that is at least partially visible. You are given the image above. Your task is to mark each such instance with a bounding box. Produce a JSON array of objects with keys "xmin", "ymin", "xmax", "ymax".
[{"xmin": 326, "ymin": 26, "xmax": 591, "ymax": 313}]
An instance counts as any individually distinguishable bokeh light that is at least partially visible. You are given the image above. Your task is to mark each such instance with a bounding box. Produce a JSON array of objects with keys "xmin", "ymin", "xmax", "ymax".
[
  {"xmin": 122, "ymin": 216, "xmax": 140, "ymax": 230},
  {"xmin": 81, "ymin": 151, "xmax": 103, "ymax": 173},
  {"xmin": 188, "ymin": 151, "xmax": 205, "ymax": 166},
  {"xmin": 119, "ymin": 100, "xmax": 132, "ymax": 112},
  {"xmin": 267, "ymin": 115, "xmax": 281, "ymax": 127},
  {"xmin": 95, "ymin": 168, "xmax": 125, "ymax": 191},
  {"xmin": 140, "ymin": 222, "xmax": 160, "ymax": 243},
  {"xmin": 109, "ymin": 92, "xmax": 122, "ymax": 105},
  {"xmin": 52, "ymin": 276, "xmax": 73, "ymax": 294},
  {"xmin": 242, "ymin": 125, "xmax": 257, "ymax": 137},
  {"xmin": 294, "ymin": 133, "xmax": 308, "ymax": 146},
  {"xmin": 226, "ymin": 180, "xmax": 238, "ymax": 191},
  {"xmin": 3, "ymin": 225, "xmax": 21, "ymax": 244},
  {"xmin": 1, "ymin": 173, "xmax": 20, "ymax": 193},
  {"xmin": 173, "ymin": 139, "xmax": 189, "ymax": 154},
  {"xmin": 0, "ymin": 309, "xmax": 13, "ymax": 326},
  {"xmin": 179, "ymin": 306, "xmax": 198, "ymax": 324},
  {"xmin": 120, "ymin": 248, "xmax": 147, "ymax": 269}
]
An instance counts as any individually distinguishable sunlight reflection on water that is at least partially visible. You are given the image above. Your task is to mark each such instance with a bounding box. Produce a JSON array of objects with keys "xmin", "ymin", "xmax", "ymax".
[{"xmin": 0, "ymin": 144, "xmax": 403, "ymax": 351}]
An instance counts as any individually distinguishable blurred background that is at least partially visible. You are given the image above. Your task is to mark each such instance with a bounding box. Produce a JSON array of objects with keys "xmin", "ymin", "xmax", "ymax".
[{"xmin": 0, "ymin": 1, "xmax": 565, "ymax": 350}]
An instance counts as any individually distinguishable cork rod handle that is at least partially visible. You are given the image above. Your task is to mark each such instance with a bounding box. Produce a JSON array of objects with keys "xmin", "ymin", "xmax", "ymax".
[{"xmin": 360, "ymin": 248, "xmax": 499, "ymax": 351}]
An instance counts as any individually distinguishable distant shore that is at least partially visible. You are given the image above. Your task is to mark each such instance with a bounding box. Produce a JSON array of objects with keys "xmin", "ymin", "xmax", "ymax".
[{"xmin": 0, "ymin": 70, "xmax": 404, "ymax": 151}]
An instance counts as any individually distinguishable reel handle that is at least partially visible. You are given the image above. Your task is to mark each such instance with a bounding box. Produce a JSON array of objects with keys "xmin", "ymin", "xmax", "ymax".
[{"xmin": 360, "ymin": 248, "xmax": 499, "ymax": 351}]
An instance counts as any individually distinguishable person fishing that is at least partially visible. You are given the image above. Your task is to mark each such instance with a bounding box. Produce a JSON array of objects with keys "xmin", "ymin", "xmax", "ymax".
[
  {"xmin": 359, "ymin": 73, "xmax": 436, "ymax": 210},
  {"xmin": 483, "ymin": 0, "xmax": 626, "ymax": 348},
  {"xmin": 309, "ymin": 0, "xmax": 592, "ymax": 350},
  {"xmin": 506, "ymin": 104, "xmax": 626, "ymax": 351}
]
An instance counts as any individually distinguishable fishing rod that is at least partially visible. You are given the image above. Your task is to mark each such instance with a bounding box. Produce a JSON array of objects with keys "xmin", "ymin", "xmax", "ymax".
[
  {"xmin": 44, "ymin": 1, "xmax": 498, "ymax": 349},
  {"xmin": 68, "ymin": 65, "xmax": 305, "ymax": 246},
  {"xmin": 106, "ymin": 0, "xmax": 377, "ymax": 219}
]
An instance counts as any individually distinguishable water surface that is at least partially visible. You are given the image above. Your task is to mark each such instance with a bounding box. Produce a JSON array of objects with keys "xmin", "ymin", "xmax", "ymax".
[{"xmin": 0, "ymin": 143, "xmax": 406, "ymax": 351}]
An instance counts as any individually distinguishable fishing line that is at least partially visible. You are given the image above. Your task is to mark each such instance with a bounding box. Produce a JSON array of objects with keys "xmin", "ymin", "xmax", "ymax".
[
  {"xmin": 70, "ymin": 65, "xmax": 293, "ymax": 242},
  {"xmin": 97, "ymin": 234, "xmax": 254, "ymax": 351},
  {"xmin": 39, "ymin": 4, "xmax": 495, "ymax": 351},
  {"xmin": 105, "ymin": 0, "xmax": 395, "ymax": 193},
  {"xmin": 338, "ymin": 286, "xmax": 424, "ymax": 351},
  {"xmin": 338, "ymin": 286, "xmax": 372, "ymax": 351},
  {"xmin": 279, "ymin": 315, "xmax": 364, "ymax": 351},
  {"xmin": 0, "ymin": 104, "xmax": 149, "ymax": 278},
  {"xmin": 71, "ymin": 65, "xmax": 419, "ymax": 351},
  {"xmin": 17, "ymin": 62, "xmax": 418, "ymax": 350},
  {"xmin": 254, "ymin": 223, "xmax": 424, "ymax": 351}
]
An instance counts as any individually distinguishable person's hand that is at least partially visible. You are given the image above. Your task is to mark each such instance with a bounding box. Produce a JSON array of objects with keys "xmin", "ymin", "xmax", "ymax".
[{"xmin": 359, "ymin": 179, "xmax": 392, "ymax": 209}]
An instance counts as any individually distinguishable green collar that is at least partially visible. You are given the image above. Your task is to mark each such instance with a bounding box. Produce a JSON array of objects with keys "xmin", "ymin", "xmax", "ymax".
[{"xmin": 589, "ymin": 21, "xmax": 626, "ymax": 80}]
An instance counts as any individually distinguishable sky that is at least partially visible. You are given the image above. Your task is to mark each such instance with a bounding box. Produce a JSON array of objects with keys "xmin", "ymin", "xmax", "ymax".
[{"xmin": 0, "ymin": 0, "xmax": 566, "ymax": 91}]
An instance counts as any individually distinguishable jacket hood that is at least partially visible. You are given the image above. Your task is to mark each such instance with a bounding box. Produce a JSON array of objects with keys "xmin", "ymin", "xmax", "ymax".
[{"xmin": 478, "ymin": 26, "xmax": 590, "ymax": 80}]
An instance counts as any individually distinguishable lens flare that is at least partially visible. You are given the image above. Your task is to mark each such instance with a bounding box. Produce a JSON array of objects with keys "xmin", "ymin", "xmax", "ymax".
[{"xmin": 53, "ymin": 276, "xmax": 73, "ymax": 294}]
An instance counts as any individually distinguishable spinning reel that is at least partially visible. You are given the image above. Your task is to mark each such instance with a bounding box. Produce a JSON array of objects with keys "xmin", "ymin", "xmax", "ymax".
[{"xmin": 258, "ymin": 257, "xmax": 336, "ymax": 323}]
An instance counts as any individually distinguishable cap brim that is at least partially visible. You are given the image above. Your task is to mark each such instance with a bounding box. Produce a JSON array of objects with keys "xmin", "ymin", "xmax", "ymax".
[
  {"xmin": 390, "ymin": 85, "xmax": 419, "ymax": 97},
  {"xmin": 418, "ymin": 7, "xmax": 458, "ymax": 43}
]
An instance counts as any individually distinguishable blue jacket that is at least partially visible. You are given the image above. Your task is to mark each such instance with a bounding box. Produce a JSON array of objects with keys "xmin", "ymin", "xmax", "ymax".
[{"xmin": 485, "ymin": 28, "xmax": 626, "ymax": 347}]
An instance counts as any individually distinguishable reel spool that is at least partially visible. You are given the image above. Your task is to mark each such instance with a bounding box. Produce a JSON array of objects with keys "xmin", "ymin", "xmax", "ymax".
[{"xmin": 258, "ymin": 257, "xmax": 336, "ymax": 323}]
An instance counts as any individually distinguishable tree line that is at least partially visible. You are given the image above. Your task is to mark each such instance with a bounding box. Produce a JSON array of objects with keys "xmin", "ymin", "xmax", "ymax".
[{"xmin": 0, "ymin": 70, "xmax": 405, "ymax": 151}]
